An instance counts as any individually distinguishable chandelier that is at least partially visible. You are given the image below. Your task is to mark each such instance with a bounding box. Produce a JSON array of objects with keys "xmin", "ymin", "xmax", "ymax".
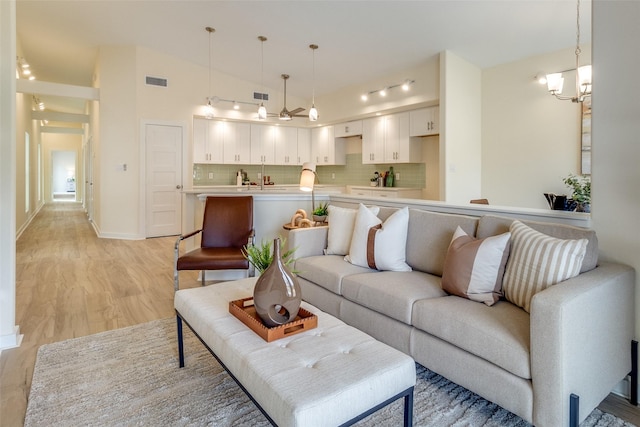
[{"xmin": 544, "ymin": 0, "xmax": 591, "ymax": 103}]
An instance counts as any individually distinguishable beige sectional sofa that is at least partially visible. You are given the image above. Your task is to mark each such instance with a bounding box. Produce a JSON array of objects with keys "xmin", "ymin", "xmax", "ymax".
[{"xmin": 286, "ymin": 205, "xmax": 635, "ymax": 427}]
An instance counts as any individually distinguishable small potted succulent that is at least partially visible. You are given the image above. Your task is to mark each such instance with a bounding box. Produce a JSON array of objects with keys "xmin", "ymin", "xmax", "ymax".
[
  {"xmin": 563, "ymin": 173, "xmax": 591, "ymax": 212},
  {"xmin": 242, "ymin": 237, "xmax": 297, "ymax": 275},
  {"xmin": 312, "ymin": 202, "xmax": 329, "ymax": 223}
]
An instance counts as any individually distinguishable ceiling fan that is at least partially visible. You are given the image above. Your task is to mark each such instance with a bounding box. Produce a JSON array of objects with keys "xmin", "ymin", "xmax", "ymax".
[{"xmin": 269, "ymin": 74, "xmax": 306, "ymax": 120}]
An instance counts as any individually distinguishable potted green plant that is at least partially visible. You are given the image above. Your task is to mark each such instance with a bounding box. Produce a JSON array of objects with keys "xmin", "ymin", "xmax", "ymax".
[
  {"xmin": 563, "ymin": 173, "xmax": 591, "ymax": 212},
  {"xmin": 312, "ymin": 202, "xmax": 329, "ymax": 223},
  {"xmin": 242, "ymin": 237, "xmax": 297, "ymax": 275}
]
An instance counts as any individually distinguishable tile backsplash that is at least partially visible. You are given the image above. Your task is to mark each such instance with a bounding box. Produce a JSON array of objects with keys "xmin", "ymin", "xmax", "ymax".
[{"xmin": 193, "ymin": 153, "xmax": 425, "ymax": 188}]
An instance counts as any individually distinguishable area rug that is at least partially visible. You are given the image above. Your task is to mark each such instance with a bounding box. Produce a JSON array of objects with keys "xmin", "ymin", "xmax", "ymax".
[{"xmin": 25, "ymin": 319, "xmax": 633, "ymax": 427}]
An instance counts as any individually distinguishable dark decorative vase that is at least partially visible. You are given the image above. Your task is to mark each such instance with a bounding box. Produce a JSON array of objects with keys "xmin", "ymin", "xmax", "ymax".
[{"xmin": 253, "ymin": 238, "xmax": 301, "ymax": 327}]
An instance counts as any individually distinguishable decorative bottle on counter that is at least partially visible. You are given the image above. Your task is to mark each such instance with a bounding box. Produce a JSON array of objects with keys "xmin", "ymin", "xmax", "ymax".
[
  {"xmin": 386, "ymin": 166, "xmax": 395, "ymax": 187},
  {"xmin": 236, "ymin": 171, "xmax": 242, "ymax": 186}
]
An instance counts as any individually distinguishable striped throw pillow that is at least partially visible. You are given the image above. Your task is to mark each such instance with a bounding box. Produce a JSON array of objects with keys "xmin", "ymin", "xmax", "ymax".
[{"xmin": 503, "ymin": 220, "xmax": 588, "ymax": 313}]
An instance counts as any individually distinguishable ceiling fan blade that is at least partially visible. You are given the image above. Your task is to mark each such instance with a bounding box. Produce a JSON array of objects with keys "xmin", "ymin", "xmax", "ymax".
[{"xmin": 289, "ymin": 107, "xmax": 305, "ymax": 115}]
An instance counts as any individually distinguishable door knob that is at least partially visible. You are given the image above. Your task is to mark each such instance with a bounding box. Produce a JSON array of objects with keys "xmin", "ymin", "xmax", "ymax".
[{"xmin": 176, "ymin": 185, "xmax": 183, "ymax": 189}]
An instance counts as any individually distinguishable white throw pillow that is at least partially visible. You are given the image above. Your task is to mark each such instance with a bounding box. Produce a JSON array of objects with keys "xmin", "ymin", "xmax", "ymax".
[
  {"xmin": 441, "ymin": 226, "xmax": 511, "ymax": 306},
  {"xmin": 345, "ymin": 205, "xmax": 411, "ymax": 272},
  {"xmin": 503, "ymin": 220, "xmax": 588, "ymax": 313},
  {"xmin": 325, "ymin": 204, "xmax": 379, "ymax": 255}
]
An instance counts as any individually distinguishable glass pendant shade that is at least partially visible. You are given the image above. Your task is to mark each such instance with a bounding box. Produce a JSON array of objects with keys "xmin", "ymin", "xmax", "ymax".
[
  {"xmin": 546, "ymin": 73, "xmax": 564, "ymax": 94},
  {"xmin": 258, "ymin": 103, "xmax": 267, "ymax": 120},
  {"xmin": 309, "ymin": 105, "xmax": 318, "ymax": 121},
  {"xmin": 205, "ymin": 99, "xmax": 215, "ymax": 119},
  {"xmin": 578, "ymin": 65, "xmax": 592, "ymax": 94}
]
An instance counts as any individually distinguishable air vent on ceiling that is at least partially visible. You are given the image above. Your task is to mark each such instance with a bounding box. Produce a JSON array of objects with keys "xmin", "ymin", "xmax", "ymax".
[
  {"xmin": 145, "ymin": 76, "xmax": 168, "ymax": 87},
  {"xmin": 253, "ymin": 91, "xmax": 269, "ymax": 101}
]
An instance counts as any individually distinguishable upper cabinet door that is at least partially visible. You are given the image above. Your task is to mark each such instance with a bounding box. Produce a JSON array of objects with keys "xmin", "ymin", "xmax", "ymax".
[
  {"xmin": 409, "ymin": 106, "xmax": 439, "ymax": 136},
  {"xmin": 250, "ymin": 124, "xmax": 276, "ymax": 164},
  {"xmin": 362, "ymin": 117, "xmax": 385, "ymax": 164},
  {"xmin": 193, "ymin": 118, "xmax": 223, "ymax": 164},
  {"xmin": 274, "ymin": 126, "xmax": 298, "ymax": 165},
  {"xmin": 384, "ymin": 112, "xmax": 415, "ymax": 163},
  {"xmin": 223, "ymin": 122, "xmax": 250, "ymax": 164},
  {"xmin": 296, "ymin": 128, "xmax": 311, "ymax": 165},
  {"xmin": 311, "ymin": 125, "xmax": 344, "ymax": 165},
  {"xmin": 334, "ymin": 120, "xmax": 363, "ymax": 138}
]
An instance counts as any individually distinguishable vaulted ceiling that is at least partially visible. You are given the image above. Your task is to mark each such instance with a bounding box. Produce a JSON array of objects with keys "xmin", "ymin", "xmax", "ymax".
[{"xmin": 16, "ymin": 0, "xmax": 591, "ymax": 111}]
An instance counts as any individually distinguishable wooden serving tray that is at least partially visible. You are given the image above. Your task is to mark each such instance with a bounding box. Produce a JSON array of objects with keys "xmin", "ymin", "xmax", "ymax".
[{"xmin": 229, "ymin": 297, "xmax": 318, "ymax": 342}]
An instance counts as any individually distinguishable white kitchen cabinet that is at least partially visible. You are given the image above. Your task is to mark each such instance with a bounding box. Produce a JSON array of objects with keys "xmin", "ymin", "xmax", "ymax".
[
  {"xmin": 362, "ymin": 112, "xmax": 421, "ymax": 164},
  {"xmin": 193, "ymin": 118, "xmax": 224, "ymax": 164},
  {"xmin": 273, "ymin": 126, "xmax": 298, "ymax": 165},
  {"xmin": 297, "ymin": 128, "xmax": 311, "ymax": 165},
  {"xmin": 409, "ymin": 106, "xmax": 439, "ymax": 136},
  {"xmin": 311, "ymin": 125, "xmax": 345, "ymax": 165},
  {"xmin": 348, "ymin": 186, "xmax": 422, "ymax": 199},
  {"xmin": 250, "ymin": 124, "xmax": 276, "ymax": 164},
  {"xmin": 334, "ymin": 120, "xmax": 363, "ymax": 137},
  {"xmin": 222, "ymin": 121, "xmax": 251, "ymax": 164},
  {"xmin": 362, "ymin": 117, "xmax": 385, "ymax": 164}
]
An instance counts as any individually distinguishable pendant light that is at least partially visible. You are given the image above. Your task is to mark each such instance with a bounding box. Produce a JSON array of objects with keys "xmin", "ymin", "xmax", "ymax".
[
  {"xmin": 204, "ymin": 26, "xmax": 215, "ymax": 118},
  {"xmin": 308, "ymin": 44, "xmax": 319, "ymax": 122},
  {"xmin": 545, "ymin": 0, "xmax": 591, "ymax": 103},
  {"xmin": 257, "ymin": 36, "xmax": 268, "ymax": 120}
]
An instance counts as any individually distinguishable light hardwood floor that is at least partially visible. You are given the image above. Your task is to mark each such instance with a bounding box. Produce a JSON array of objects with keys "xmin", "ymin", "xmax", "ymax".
[
  {"xmin": 0, "ymin": 202, "xmax": 201, "ymax": 426},
  {"xmin": 1, "ymin": 202, "xmax": 639, "ymax": 426}
]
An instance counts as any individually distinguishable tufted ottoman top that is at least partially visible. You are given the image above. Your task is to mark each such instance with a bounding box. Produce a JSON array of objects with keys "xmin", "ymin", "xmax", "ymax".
[{"xmin": 175, "ymin": 278, "xmax": 416, "ymax": 427}]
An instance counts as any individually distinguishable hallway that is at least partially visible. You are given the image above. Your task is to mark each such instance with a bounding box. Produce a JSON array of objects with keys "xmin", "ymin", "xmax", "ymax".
[{"xmin": 0, "ymin": 202, "xmax": 198, "ymax": 426}]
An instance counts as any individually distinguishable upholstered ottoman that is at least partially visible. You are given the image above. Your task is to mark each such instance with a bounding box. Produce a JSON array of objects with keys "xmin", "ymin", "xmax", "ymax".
[{"xmin": 174, "ymin": 278, "xmax": 416, "ymax": 427}]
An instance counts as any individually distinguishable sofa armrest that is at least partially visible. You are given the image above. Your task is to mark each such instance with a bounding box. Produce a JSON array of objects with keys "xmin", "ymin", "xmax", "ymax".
[
  {"xmin": 285, "ymin": 226, "xmax": 328, "ymax": 259},
  {"xmin": 530, "ymin": 261, "xmax": 635, "ymax": 427}
]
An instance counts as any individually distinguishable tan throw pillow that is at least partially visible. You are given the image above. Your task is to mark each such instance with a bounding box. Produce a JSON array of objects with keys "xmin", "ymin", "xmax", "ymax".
[
  {"xmin": 345, "ymin": 205, "xmax": 411, "ymax": 272},
  {"xmin": 441, "ymin": 226, "xmax": 511, "ymax": 306},
  {"xmin": 503, "ymin": 220, "xmax": 588, "ymax": 313}
]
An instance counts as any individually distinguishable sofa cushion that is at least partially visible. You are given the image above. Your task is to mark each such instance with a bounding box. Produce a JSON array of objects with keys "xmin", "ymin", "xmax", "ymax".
[
  {"xmin": 405, "ymin": 209, "xmax": 479, "ymax": 276},
  {"xmin": 476, "ymin": 214, "xmax": 597, "ymax": 273},
  {"xmin": 503, "ymin": 220, "xmax": 588, "ymax": 313},
  {"xmin": 341, "ymin": 271, "xmax": 446, "ymax": 325},
  {"xmin": 326, "ymin": 204, "xmax": 380, "ymax": 256},
  {"xmin": 412, "ymin": 296, "xmax": 531, "ymax": 379},
  {"xmin": 295, "ymin": 255, "xmax": 373, "ymax": 295},
  {"xmin": 441, "ymin": 226, "xmax": 511, "ymax": 306},
  {"xmin": 346, "ymin": 205, "xmax": 411, "ymax": 272}
]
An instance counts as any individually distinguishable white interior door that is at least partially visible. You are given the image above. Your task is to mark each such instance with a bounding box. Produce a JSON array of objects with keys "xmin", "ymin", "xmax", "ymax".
[{"xmin": 145, "ymin": 123, "xmax": 183, "ymax": 237}]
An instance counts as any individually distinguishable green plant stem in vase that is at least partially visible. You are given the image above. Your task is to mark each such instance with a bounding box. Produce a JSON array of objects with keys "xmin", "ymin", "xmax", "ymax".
[{"xmin": 242, "ymin": 237, "xmax": 297, "ymax": 275}]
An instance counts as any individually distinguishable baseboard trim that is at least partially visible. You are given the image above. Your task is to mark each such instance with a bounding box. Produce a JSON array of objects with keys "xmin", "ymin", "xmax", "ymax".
[{"xmin": 0, "ymin": 325, "xmax": 23, "ymax": 351}]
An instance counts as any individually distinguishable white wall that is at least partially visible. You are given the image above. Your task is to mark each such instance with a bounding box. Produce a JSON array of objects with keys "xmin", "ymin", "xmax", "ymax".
[
  {"xmin": 440, "ymin": 51, "xmax": 482, "ymax": 204},
  {"xmin": 591, "ymin": 1, "xmax": 640, "ymax": 336},
  {"xmin": 315, "ymin": 56, "xmax": 439, "ymax": 124},
  {"xmin": 0, "ymin": 0, "xmax": 21, "ymax": 350},
  {"xmin": 482, "ymin": 47, "xmax": 589, "ymax": 209}
]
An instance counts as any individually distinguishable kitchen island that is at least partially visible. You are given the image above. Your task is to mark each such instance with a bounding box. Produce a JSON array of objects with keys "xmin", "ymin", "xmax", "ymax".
[{"xmin": 181, "ymin": 186, "xmax": 339, "ymax": 281}]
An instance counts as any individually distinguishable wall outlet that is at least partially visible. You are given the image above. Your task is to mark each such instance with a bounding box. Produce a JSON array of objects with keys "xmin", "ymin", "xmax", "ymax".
[
  {"xmin": 332, "ymin": 173, "xmax": 335, "ymax": 179},
  {"xmin": 395, "ymin": 172, "xmax": 400, "ymax": 181},
  {"xmin": 208, "ymin": 172, "xmax": 213, "ymax": 179}
]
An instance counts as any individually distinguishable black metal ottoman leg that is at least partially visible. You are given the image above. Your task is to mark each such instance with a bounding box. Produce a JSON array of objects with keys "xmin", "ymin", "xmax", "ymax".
[
  {"xmin": 569, "ymin": 393, "xmax": 579, "ymax": 427},
  {"xmin": 631, "ymin": 340, "xmax": 638, "ymax": 406},
  {"xmin": 404, "ymin": 387, "xmax": 414, "ymax": 427},
  {"xmin": 177, "ymin": 315, "xmax": 185, "ymax": 368}
]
